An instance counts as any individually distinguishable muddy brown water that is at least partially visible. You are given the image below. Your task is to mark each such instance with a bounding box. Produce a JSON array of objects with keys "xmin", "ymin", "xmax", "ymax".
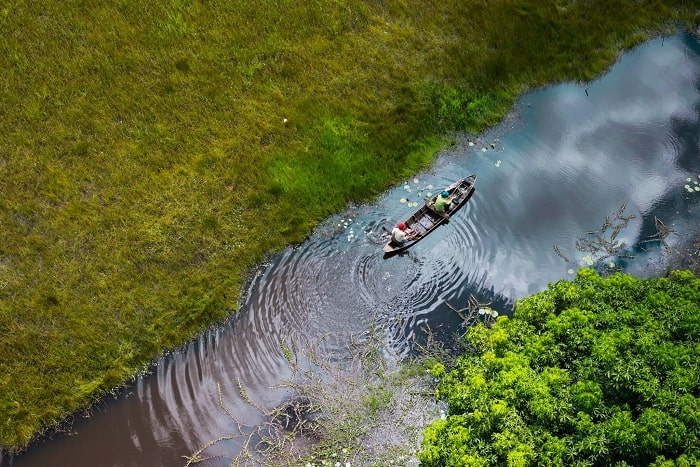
[{"xmin": 6, "ymin": 33, "xmax": 700, "ymax": 467}]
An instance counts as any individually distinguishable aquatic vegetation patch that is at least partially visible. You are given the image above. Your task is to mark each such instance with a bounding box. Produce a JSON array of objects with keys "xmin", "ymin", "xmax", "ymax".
[{"xmin": 184, "ymin": 328, "xmax": 446, "ymax": 467}]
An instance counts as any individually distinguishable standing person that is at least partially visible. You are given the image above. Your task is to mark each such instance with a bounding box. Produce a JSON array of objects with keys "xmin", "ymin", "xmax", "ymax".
[
  {"xmin": 391, "ymin": 222, "xmax": 415, "ymax": 244},
  {"xmin": 434, "ymin": 190, "xmax": 452, "ymax": 214}
]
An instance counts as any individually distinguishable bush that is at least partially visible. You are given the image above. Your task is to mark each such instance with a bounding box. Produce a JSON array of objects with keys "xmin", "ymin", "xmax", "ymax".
[{"xmin": 419, "ymin": 269, "xmax": 700, "ymax": 466}]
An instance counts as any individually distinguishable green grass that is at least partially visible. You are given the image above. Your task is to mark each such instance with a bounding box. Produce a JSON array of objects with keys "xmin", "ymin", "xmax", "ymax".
[{"xmin": 1, "ymin": 0, "xmax": 698, "ymax": 453}]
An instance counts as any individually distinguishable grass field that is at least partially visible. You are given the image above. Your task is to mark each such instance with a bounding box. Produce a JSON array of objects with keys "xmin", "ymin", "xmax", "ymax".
[{"xmin": 1, "ymin": 0, "xmax": 698, "ymax": 453}]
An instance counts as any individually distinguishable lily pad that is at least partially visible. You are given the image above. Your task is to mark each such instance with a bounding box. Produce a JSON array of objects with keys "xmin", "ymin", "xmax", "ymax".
[{"xmin": 478, "ymin": 307, "xmax": 498, "ymax": 317}]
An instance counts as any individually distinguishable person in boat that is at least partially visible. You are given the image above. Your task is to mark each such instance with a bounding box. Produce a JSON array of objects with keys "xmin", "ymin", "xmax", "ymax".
[
  {"xmin": 434, "ymin": 190, "xmax": 452, "ymax": 214},
  {"xmin": 391, "ymin": 222, "xmax": 416, "ymax": 244}
]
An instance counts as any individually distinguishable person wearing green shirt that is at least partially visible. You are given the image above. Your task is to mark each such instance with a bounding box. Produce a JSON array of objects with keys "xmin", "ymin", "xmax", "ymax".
[{"xmin": 434, "ymin": 190, "xmax": 451, "ymax": 213}]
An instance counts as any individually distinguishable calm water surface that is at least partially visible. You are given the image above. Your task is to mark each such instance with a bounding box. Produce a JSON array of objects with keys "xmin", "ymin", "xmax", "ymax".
[{"xmin": 9, "ymin": 34, "xmax": 700, "ymax": 467}]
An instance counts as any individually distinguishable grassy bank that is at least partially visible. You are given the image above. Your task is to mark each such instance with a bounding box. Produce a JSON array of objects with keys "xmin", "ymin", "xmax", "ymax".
[{"xmin": 1, "ymin": 0, "xmax": 698, "ymax": 453}]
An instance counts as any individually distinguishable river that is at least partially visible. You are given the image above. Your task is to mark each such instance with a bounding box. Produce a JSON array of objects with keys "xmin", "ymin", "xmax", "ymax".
[{"xmin": 7, "ymin": 33, "xmax": 700, "ymax": 467}]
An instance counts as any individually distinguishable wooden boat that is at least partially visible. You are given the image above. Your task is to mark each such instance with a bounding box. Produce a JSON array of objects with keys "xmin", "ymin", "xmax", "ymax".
[{"xmin": 383, "ymin": 174, "xmax": 477, "ymax": 257}]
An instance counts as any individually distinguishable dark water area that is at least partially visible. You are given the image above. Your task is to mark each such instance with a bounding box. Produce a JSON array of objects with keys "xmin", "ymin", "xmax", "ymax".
[{"xmin": 8, "ymin": 34, "xmax": 700, "ymax": 467}]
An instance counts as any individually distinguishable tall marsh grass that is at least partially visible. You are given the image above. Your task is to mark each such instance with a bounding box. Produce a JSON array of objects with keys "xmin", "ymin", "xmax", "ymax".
[{"xmin": 1, "ymin": 0, "xmax": 697, "ymax": 453}]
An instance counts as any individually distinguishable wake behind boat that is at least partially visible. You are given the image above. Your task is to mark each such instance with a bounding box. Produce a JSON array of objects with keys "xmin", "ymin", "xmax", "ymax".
[{"xmin": 383, "ymin": 174, "xmax": 476, "ymax": 257}]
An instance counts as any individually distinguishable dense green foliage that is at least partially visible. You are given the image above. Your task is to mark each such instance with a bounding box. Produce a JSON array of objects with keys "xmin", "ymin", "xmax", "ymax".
[
  {"xmin": 419, "ymin": 269, "xmax": 700, "ymax": 466},
  {"xmin": 1, "ymin": 0, "xmax": 698, "ymax": 453}
]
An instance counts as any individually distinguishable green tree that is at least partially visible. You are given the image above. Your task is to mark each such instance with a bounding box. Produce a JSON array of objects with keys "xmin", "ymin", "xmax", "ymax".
[{"xmin": 420, "ymin": 269, "xmax": 700, "ymax": 466}]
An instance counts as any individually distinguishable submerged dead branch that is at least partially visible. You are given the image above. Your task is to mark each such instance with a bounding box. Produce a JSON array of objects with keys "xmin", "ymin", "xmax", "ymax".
[
  {"xmin": 184, "ymin": 321, "xmax": 446, "ymax": 467},
  {"xmin": 553, "ymin": 245, "xmax": 571, "ymax": 263},
  {"xmin": 574, "ymin": 204, "xmax": 636, "ymax": 261},
  {"xmin": 554, "ymin": 204, "xmax": 639, "ymax": 273},
  {"xmin": 446, "ymin": 294, "xmax": 498, "ymax": 329},
  {"xmin": 640, "ymin": 216, "xmax": 678, "ymax": 254}
]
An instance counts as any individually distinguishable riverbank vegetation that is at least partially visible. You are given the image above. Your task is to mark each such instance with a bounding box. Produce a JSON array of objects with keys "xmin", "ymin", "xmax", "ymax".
[
  {"xmin": 2, "ymin": 0, "xmax": 699, "ymax": 454},
  {"xmin": 419, "ymin": 269, "xmax": 700, "ymax": 466}
]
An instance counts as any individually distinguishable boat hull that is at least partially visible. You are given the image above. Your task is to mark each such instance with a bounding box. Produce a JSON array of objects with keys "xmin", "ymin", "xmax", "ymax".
[{"xmin": 383, "ymin": 174, "xmax": 476, "ymax": 257}]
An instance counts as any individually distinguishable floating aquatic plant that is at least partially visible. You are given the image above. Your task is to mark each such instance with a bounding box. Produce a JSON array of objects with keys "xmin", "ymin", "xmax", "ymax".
[{"xmin": 478, "ymin": 307, "xmax": 498, "ymax": 318}]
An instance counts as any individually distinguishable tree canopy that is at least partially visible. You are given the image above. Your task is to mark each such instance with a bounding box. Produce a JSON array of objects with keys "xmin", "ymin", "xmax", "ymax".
[{"xmin": 419, "ymin": 269, "xmax": 700, "ymax": 467}]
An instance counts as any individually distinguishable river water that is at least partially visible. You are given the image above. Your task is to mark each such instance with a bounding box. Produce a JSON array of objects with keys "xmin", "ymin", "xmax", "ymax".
[{"xmin": 8, "ymin": 33, "xmax": 700, "ymax": 467}]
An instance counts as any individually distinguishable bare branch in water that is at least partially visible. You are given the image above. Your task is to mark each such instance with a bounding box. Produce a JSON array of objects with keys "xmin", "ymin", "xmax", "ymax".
[
  {"xmin": 447, "ymin": 294, "xmax": 497, "ymax": 329},
  {"xmin": 560, "ymin": 204, "xmax": 638, "ymax": 271},
  {"xmin": 640, "ymin": 216, "xmax": 678, "ymax": 254},
  {"xmin": 185, "ymin": 321, "xmax": 444, "ymax": 466},
  {"xmin": 553, "ymin": 245, "xmax": 571, "ymax": 262}
]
